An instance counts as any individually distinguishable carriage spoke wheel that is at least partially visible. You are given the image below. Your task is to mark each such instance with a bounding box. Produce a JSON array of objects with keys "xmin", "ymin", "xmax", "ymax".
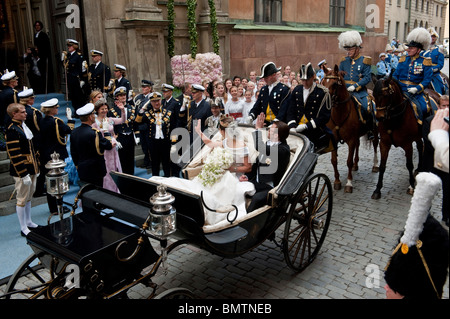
[
  {"xmin": 154, "ymin": 287, "xmax": 195, "ymax": 299},
  {"xmin": 283, "ymin": 173, "xmax": 333, "ymax": 272}
]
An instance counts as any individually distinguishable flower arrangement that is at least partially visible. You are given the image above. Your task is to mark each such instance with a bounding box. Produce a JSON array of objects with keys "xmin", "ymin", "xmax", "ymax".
[
  {"xmin": 171, "ymin": 52, "xmax": 223, "ymax": 87},
  {"xmin": 197, "ymin": 147, "xmax": 234, "ymax": 187}
]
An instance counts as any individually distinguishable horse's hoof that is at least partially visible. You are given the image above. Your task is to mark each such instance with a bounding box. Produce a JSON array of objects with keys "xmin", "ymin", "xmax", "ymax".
[
  {"xmin": 334, "ymin": 182, "xmax": 342, "ymax": 190},
  {"xmin": 406, "ymin": 187, "xmax": 414, "ymax": 195},
  {"xmin": 344, "ymin": 186, "xmax": 353, "ymax": 193},
  {"xmin": 372, "ymin": 166, "xmax": 379, "ymax": 173},
  {"xmin": 371, "ymin": 192, "xmax": 381, "ymax": 200},
  {"xmin": 352, "ymin": 165, "xmax": 358, "ymax": 171}
]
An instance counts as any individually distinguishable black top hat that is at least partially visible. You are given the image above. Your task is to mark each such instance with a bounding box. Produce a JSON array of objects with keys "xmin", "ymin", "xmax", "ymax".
[{"xmin": 259, "ymin": 62, "xmax": 281, "ymax": 79}]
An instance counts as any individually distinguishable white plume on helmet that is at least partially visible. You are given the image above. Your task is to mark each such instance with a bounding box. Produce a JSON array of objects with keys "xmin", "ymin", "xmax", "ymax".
[
  {"xmin": 406, "ymin": 27, "xmax": 432, "ymax": 50},
  {"xmin": 338, "ymin": 30, "xmax": 362, "ymax": 49}
]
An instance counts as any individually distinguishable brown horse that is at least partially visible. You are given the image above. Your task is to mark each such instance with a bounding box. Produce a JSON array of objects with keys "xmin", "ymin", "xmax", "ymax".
[
  {"xmin": 322, "ymin": 65, "xmax": 379, "ymax": 193},
  {"xmin": 371, "ymin": 74, "xmax": 424, "ymax": 199}
]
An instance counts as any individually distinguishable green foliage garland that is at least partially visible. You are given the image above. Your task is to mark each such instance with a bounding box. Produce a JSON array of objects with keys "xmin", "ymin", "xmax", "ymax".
[
  {"xmin": 167, "ymin": 0, "xmax": 175, "ymax": 58},
  {"xmin": 208, "ymin": 0, "xmax": 219, "ymax": 55},
  {"xmin": 187, "ymin": 0, "xmax": 198, "ymax": 59}
]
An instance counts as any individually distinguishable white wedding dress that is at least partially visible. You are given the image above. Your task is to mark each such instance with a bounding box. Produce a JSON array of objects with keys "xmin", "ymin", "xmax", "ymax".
[{"xmin": 150, "ymin": 139, "xmax": 255, "ymax": 226}]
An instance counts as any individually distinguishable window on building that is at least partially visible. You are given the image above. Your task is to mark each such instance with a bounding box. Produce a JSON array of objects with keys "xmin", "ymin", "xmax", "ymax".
[
  {"xmin": 396, "ymin": 21, "xmax": 400, "ymax": 39},
  {"xmin": 397, "ymin": 0, "xmax": 401, "ymax": 7},
  {"xmin": 405, "ymin": 0, "xmax": 409, "ymax": 9},
  {"xmin": 404, "ymin": 22, "xmax": 408, "ymax": 40},
  {"xmin": 426, "ymin": 1, "xmax": 429, "ymax": 14},
  {"xmin": 329, "ymin": 0, "xmax": 346, "ymax": 27},
  {"xmin": 415, "ymin": 0, "xmax": 418, "ymax": 11},
  {"xmin": 421, "ymin": 0, "xmax": 424, "ymax": 12},
  {"xmin": 254, "ymin": 0, "xmax": 283, "ymax": 24}
]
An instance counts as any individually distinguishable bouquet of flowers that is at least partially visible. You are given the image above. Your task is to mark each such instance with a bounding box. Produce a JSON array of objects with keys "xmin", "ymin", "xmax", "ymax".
[
  {"xmin": 197, "ymin": 147, "xmax": 234, "ymax": 187},
  {"xmin": 171, "ymin": 52, "xmax": 223, "ymax": 87}
]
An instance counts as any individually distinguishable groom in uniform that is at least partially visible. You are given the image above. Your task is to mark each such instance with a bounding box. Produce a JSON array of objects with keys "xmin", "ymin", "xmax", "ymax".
[{"xmin": 241, "ymin": 113, "xmax": 291, "ymax": 211}]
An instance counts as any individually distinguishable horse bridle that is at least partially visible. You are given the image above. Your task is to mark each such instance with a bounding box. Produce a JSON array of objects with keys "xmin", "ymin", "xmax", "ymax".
[
  {"xmin": 323, "ymin": 75, "xmax": 352, "ymax": 106},
  {"xmin": 376, "ymin": 83, "xmax": 408, "ymax": 121}
]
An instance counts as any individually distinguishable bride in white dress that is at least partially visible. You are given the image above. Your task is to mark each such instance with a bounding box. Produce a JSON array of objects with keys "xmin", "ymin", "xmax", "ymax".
[{"xmin": 150, "ymin": 115, "xmax": 255, "ymax": 226}]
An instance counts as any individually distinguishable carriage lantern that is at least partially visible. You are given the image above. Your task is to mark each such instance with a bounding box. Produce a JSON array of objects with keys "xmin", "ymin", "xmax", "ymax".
[
  {"xmin": 45, "ymin": 152, "xmax": 72, "ymax": 244},
  {"xmin": 149, "ymin": 184, "xmax": 177, "ymax": 238}
]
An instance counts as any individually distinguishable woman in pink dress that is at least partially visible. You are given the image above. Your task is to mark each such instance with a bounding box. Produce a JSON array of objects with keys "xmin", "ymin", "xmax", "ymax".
[{"xmin": 92, "ymin": 98, "xmax": 126, "ymax": 192}]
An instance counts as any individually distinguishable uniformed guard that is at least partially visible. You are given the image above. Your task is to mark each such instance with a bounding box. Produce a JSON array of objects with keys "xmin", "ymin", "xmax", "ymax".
[
  {"xmin": 393, "ymin": 27, "xmax": 434, "ymax": 121},
  {"xmin": 5, "ymin": 103, "xmax": 41, "ymax": 236},
  {"xmin": 18, "ymin": 88, "xmax": 45, "ymax": 196},
  {"xmin": 88, "ymin": 50, "xmax": 111, "ymax": 93},
  {"xmin": 39, "ymin": 98, "xmax": 75, "ymax": 214},
  {"xmin": 179, "ymin": 84, "xmax": 212, "ymax": 139},
  {"xmin": 376, "ymin": 53, "xmax": 391, "ymax": 79},
  {"xmin": 70, "ymin": 103, "xmax": 114, "ymax": 187},
  {"xmin": 108, "ymin": 86, "xmax": 137, "ymax": 175},
  {"xmin": 338, "ymin": 30, "xmax": 375, "ymax": 140},
  {"xmin": 0, "ymin": 70, "xmax": 19, "ymax": 127},
  {"xmin": 62, "ymin": 39, "xmax": 87, "ymax": 113},
  {"xmin": 246, "ymin": 62, "xmax": 291, "ymax": 125},
  {"xmin": 287, "ymin": 63, "xmax": 333, "ymax": 152},
  {"xmin": 316, "ymin": 59, "xmax": 328, "ymax": 83},
  {"xmin": 133, "ymin": 79, "xmax": 154, "ymax": 168},
  {"xmin": 136, "ymin": 92, "xmax": 172, "ymax": 177},
  {"xmin": 426, "ymin": 27, "xmax": 448, "ymax": 95},
  {"xmin": 110, "ymin": 64, "xmax": 133, "ymax": 103}
]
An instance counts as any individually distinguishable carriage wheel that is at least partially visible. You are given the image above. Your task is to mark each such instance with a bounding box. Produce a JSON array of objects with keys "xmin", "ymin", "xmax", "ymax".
[
  {"xmin": 3, "ymin": 252, "xmax": 51, "ymax": 299},
  {"xmin": 283, "ymin": 173, "xmax": 333, "ymax": 272},
  {"xmin": 154, "ymin": 287, "xmax": 195, "ymax": 299}
]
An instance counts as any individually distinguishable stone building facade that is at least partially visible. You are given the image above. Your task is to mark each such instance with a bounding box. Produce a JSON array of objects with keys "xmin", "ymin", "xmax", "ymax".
[{"xmin": 2, "ymin": 0, "xmax": 390, "ymax": 92}]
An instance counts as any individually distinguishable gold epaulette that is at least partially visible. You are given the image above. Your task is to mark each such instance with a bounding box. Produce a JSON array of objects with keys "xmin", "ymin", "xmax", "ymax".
[
  {"xmin": 399, "ymin": 55, "xmax": 406, "ymax": 63},
  {"xmin": 340, "ymin": 56, "xmax": 346, "ymax": 63},
  {"xmin": 423, "ymin": 57, "xmax": 432, "ymax": 66},
  {"xmin": 363, "ymin": 56, "xmax": 372, "ymax": 65}
]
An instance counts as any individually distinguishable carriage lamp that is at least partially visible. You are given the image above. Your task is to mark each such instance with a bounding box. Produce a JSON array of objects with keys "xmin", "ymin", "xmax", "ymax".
[
  {"xmin": 45, "ymin": 152, "xmax": 72, "ymax": 244},
  {"xmin": 149, "ymin": 184, "xmax": 177, "ymax": 273}
]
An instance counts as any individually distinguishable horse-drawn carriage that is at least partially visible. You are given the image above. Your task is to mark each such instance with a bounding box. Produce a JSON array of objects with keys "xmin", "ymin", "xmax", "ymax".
[{"xmin": 1, "ymin": 125, "xmax": 333, "ymax": 299}]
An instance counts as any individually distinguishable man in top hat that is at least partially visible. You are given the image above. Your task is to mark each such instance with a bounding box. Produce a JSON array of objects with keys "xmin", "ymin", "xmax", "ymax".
[
  {"xmin": 384, "ymin": 172, "xmax": 449, "ymax": 299},
  {"xmin": 247, "ymin": 62, "xmax": 291, "ymax": 125},
  {"xmin": 0, "ymin": 70, "xmax": 19, "ymax": 127},
  {"xmin": 88, "ymin": 50, "xmax": 111, "ymax": 93},
  {"xmin": 393, "ymin": 27, "xmax": 434, "ymax": 122},
  {"xmin": 5, "ymin": 103, "xmax": 41, "ymax": 236},
  {"xmin": 111, "ymin": 64, "xmax": 132, "ymax": 103},
  {"xmin": 338, "ymin": 30, "xmax": 376, "ymax": 140},
  {"xmin": 287, "ymin": 63, "xmax": 333, "ymax": 153},
  {"xmin": 107, "ymin": 86, "xmax": 137, "ymax": 175},
  {"xmin": 376, "ymin": 53, "xmax": 391, "ymax": 79},
  {"xmin": 316, "ymin": 59, "xmax": 328, "ymax": 83},
  {"xmin": 62, "ymin": 39, "xmax": 86, "ymax": 113},
  {"xmin": 426, "ymin": 28, "xmax": 448, "ymax": 95},
  {"xmin": 136, "ymin": 92, "xmax": 173, "ymax": 177},
  {"xmin": 70, "ymin": 103, "xmax": 114, "ymax": 187},
  {"xmin": 133, "ymin": 79, "xmax": 154, "ymax": 168}
]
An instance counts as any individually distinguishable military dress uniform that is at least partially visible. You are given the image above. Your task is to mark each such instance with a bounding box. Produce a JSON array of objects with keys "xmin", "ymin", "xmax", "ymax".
[
  {"xmin": 248, "ymin": 82, "xmax": 291, "ymax": 124},
  {"xmin": 178, "ymin": 85, "xmax": 212, "ymax": 139},
  {"xmin": 63, "ymin": 40, "xmax": 86, "ymax": 112},
  {"xmin": 107, "ymin": 96, "xmax": 137, "ymax": 175},
  {"xmin": 70, "ymin": 104, "xmax": 113, "ymax": 187},
  {"xmin": 135, "ymin": 92, "xmax": 173, "ymax": 177},
  {"xmin": 133, "ymin": 80, "xmax": 154, "ymax": 168},
  {"xmin": 0, "ymin": 70, "xmax": 19, "ymax": 127},
  {"xmin": 5, "ymin": 116, "xmax": 40, "ymax": 235},
  {"xmin": 392, "ymin": 53, "xmax": 433, "ymax": 121},
  {"xmin": 427, "ymin": 44, "xmax": 447, "ymax": 95},
  {"xmin": 88, "ymin": 50, "xmax": 111, "ymax": 92}
]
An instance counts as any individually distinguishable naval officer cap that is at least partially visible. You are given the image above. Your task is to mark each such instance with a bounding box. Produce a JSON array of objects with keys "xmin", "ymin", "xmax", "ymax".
[
  {"xmin": 114, "ymin": 64, "xmax": 126, "ymax": 71},
  {"xmin": 41, "ymin": 98, "xmax": 59, "ymax": 108},
  {"xmin": 1, "ymin": 70, "xmax": 18, "ymax": 81},
  {"xmin": 90, "ymin": 50, "xmax": 104, "ymax": 56},
  {"xmin": 141, "ymin": 79, "xmax": 154, "ymax": 87},
  {"xmin": 149, "ymin": 92, "xmax": 162, "ymax": 101},
  {"xmin": 114, "ymin": 86, "xmax": 127, "ymax": 97},
  {"xmin": 76, "ymin": 103, "xmax": 95, "ymax": 116},
  {"xmin": 318, "ymin": 59, "xmax": 327, "ymax": 67},
  {"xmin": 162, "ymin": 83, "xmax": 174, "ymax": 91},
  {"xmin": 18, "ymin": 88, "xmax": 35, "ymax": 99},
  {"xmin": 191, "ymin": 84, "xmax": 205, "ymax": 92},
  {"xmin": 66, "ymin": 39, "xmax": 79, "ymax": 46}
]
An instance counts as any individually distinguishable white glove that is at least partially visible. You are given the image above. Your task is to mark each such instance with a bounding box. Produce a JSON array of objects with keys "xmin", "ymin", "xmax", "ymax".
[
  {"xmin": 170, "ymin": 144, "xmax": 177, "ymax": 154},
  {"xmin": 246, "ymin": 116, "xmax": 254, "ymax": 124},
  {"xmin": 80, "ymin": 81, "xmax": 85, "ymax": 88},
  {"xmin": 407, "ymin": 87, "xmax": 418, "ymax": 94},
  {"xmin": 66, "ymin": 108, "xmax": 72, "ymax": 120},
  {"xmin": 289, "ymin": 128, "xmax": 297, "ymax": 133},
  {"xmin": 296, "ymin": 124, "xmax": 308, "ymax": 133},
  {"xmin": 101, "ymin": 118, "xmax": 110, "ymax": 132},
  {"xmin": 22, "ymin": 174, "xmax": 32, "ymax": 186},
  {"xmin": 347, "ymin": 85, "xmax": 356, "ymax": 92},
  {"xmin": 135, "ymin": 137, "xmax": 140, "ymax": 145},
  {"xmin": 116, "ymin": 141, "xmax": 123, "ymax": 150}
]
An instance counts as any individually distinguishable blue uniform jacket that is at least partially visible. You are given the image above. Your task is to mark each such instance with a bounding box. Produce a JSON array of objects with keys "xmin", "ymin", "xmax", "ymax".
[{"xmin": 393, "ymin": 54, "xmax": 433, "ymax": 94}]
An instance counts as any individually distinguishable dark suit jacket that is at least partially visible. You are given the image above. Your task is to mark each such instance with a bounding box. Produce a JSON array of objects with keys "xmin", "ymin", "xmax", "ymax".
[
  {"xmin": 88, "ymin": 61, "xmax": 111, "ymax": 92},
  {"xmin": 249, "ymin": 129, "xmax": 291, "ymax": 191}
]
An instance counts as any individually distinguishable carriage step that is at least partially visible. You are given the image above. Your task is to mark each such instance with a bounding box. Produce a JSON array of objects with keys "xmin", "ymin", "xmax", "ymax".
[{"xmin": 205, "ymin": 226, "xmax": 248, "ymax": 244}]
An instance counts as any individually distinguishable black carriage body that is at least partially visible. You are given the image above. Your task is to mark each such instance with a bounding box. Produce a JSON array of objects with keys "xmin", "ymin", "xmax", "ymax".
[{"xmin": 26, "ymin": 188, "xmax": 159, "ymax": 296}]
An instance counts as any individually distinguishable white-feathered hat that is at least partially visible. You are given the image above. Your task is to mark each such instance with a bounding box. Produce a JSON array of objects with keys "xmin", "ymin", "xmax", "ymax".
[
  {"xmin": 338, "ymin": 30, "xmax": 363, "ymax": 50},
  {"xmin": 406, "ymin": 27, "xmax": 431, "ymax": 50},
  {"xmin": 427, "ymin": 27, "xmax": 439, "ymax": 38},
  {"xmin": 385, "ymin": 43, "xmax": 393, "ymax": 52}
]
